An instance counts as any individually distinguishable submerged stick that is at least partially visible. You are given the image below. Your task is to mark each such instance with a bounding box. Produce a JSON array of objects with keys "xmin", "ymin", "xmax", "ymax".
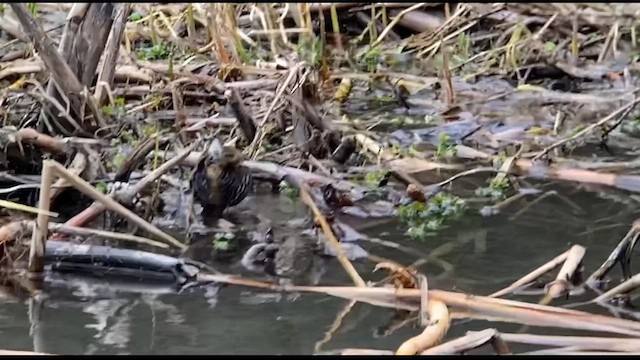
[{"xmin": 314, "ymin": 300, "xmax": 358, "ymax": 353}]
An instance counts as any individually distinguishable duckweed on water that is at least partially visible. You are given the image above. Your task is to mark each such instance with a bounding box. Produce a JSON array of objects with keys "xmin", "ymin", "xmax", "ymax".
[
  {"xmin": 212, "ymin": 232, "xmax": 235, "ymax": 251},
  {"xmin": 435, "ymin": 133, "xmax": 457, "ymax": 159},
  {"xmin": 475, "ymin": 177, "xmax": 510, "ymax": 201},
  {"xmin": 398, "ymin": 192, "xmax": 467, "ymax": 240},
  {"xmin": 279, "ymin": 181, "xmax": 299, "ymax": 198}
]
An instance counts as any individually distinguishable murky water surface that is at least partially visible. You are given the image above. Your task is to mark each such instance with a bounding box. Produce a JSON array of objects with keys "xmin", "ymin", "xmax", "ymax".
[{"xmin": 1, "ymin": 178, "xmax": 639, "ymax": 354}]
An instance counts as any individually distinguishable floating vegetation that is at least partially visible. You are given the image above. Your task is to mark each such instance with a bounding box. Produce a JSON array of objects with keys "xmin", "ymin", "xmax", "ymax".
[{"xmin": 398, "ymin": 193, "xmax": 467, "ymax": 240}]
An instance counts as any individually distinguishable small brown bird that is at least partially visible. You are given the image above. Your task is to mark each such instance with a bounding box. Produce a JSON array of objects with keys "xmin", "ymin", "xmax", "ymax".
[{"xmin": 191, "ymin": 139, "xmax": 253, "ymax": 219}]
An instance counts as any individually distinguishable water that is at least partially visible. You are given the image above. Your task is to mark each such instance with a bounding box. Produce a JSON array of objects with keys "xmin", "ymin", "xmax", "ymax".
[{"xmin": 1, "ymin": 179, "xmax": 640, "ymax": 355}]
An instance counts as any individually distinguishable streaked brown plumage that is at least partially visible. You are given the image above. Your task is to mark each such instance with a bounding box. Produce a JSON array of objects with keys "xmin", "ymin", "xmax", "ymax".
[{"xmin": 191, "ymin": 139, "xmax": 253, "ymax": 219}]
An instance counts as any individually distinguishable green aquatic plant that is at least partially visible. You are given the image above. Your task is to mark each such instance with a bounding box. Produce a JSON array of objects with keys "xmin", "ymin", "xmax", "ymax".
[
  {"xmin": 212, "ymin": 232, "xmax": 235, "ymax": 251},
  {"xmin": 296, "ymin": 37, "xmax": 323, "ymax": 67},
  {"xmin": 279, "ymin": 181, "xmax": 299, "ymax": 198},
  {"xmin": 362, "ymin": 46, "xmax": 381, "ymax": 73},
  {"xmin": 435, "ymin": 133, "xmax": 456, "ymax": 159},
  {"xmin": 128, "ymin": 11, "xmax": 143, "ymax": 22},
  {"xmin": 102, "ymin": 97, "xmax": 126, "ymax": 117},
  {"xmin": 398, "ymin": 192, "xmax": 467, "ymax": 240},
  {"xmin": 27, "ymin": 3, "xmax": 37, "ymax": 17},
  {"xmin": 475, "ymin": 177, "xmax": 510, "ymax": 201},
  {"xmin": 136, "ymin": 42, "xmax": 170, "ymax": 61},
  {"xmin": 364, "ymin": 169, "xmax": 387, "ymax": 188},
  {"xmin": 96, "ymin": 181, "xmax": 108, "ymax": 194}
]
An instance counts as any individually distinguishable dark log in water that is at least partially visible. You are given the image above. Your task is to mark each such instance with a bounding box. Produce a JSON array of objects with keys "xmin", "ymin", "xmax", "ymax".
[{"xmin": 43, "ymin": 240, "xmax": 211, "ymax": 286}]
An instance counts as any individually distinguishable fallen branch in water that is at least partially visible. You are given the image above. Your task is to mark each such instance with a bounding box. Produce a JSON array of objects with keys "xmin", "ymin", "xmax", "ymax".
[
  {"xmin": 155, "ymin": 150, "xmax": 364, "ymax": 193},
  {"xmin": 196, "ymin": 273, "xmax": 640, "ymax": 337},
  {"xmin": 388, "ymin": 155, "xmax": 640, "ymax": 194},
  {"xmin": 49, "ymin": 224, "xmax": 170, "ymax": 249}
]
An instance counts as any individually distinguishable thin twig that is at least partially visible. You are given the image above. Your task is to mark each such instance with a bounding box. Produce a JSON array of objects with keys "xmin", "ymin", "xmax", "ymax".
[
  {"xmin": 299, "ymin": 183, "xmax": 366, "ymax": 287},
  {"xmin": 48, "ymin": 161, "xmax": 185, "ymax": 250},
  {"xmin": 48, "ymin": 223, "xmax": 169, "ymax": 249},
  {"xmin": 533, "ymin": 94, "xmax": 640, "ymax": 160}
]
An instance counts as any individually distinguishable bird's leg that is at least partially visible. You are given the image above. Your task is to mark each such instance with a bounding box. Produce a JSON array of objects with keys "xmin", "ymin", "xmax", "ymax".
[
  {"xmin": 186, "ymin": 191, "xmax": 198, "ymax": 241},
  {"xmin": 201, "ymin": 205, "xmax": 236, "ymax": 232}
]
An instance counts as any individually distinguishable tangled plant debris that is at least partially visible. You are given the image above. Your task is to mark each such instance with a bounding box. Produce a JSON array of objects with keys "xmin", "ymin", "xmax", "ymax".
[{"xmin": 2, "ymin": 1, "xmax": 640, "ymax": 356}]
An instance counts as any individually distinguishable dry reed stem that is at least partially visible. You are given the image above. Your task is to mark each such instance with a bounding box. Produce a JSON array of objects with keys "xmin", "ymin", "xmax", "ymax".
[
  {"xmin": 478, "ymin": 331, "xmax": 640, "ymax": 350},
  {"xmin": 48, "ymin": 152, "xmax": 86, "ymax": 200},
  {"xmin": 196, "ymin": 274, "xmax": 640, "ymax": 337},
  {"xmin": 298, "ymin": 183, "xmax": 366, "ymax": 287},
  {"xmin": 370, "ymin": 3, "xmax": 426, "ymax": 48},
  {"xmin": 49, "ymin": 224, "xmax": 170, "ymax": 249},
  {"xmin": 309, "ymin": 286, "xmax": 640, "ymax": 335},
  {"xmin": 489, "ymin": 248, "xmax": 571, "ymax": 297},
  {"xmin": 396, "ymin": 300, "xmax": 450, "ymax": 355},
  {"xmin": 593, "ymin": 272, "xmax": 640, "ymax": 303},
  {"xmin": 420, "ymin": 328, "xmax": 498, "ymax": 355},
  {"xmin": 47, "ymin": 161, "xmax": 184, "ymax": 249},
  {"xmin": 28, "ymin": 161, "xmax": 53, "ymax": 275},
  {"xmin": 9, "ymin": 3, "xmax": 106, "ymax": 129},
  {"xmin": 540, "ymin": 245, "xmax": 585, "ymax": 304},
  {"xmin": 588, "ymin": 220, "xmax": 640, "ymax": 283},
  {"xmin": 94, "ymin": 3, "xmax": 130, "ymax": 105},
  {"xmin": 247, "ymin": 62, "xmax": 303, "ymax": 158}
]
